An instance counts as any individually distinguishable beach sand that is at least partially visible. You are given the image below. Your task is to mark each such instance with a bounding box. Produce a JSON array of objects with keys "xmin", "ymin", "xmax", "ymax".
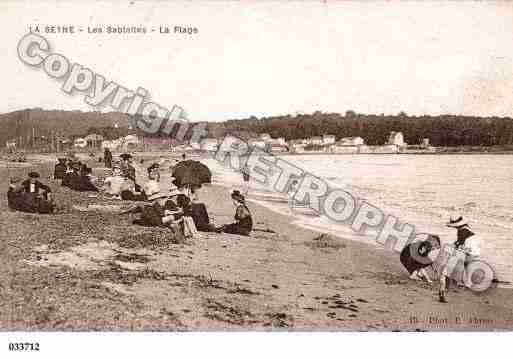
[{"xmin": 0, "ymin": 157, "xmax": 512, "ymax": 331}]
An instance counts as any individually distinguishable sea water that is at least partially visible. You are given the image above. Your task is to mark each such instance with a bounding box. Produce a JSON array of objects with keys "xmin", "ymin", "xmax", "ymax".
[{"xmin": 204, "ymin": 154, "xmax": 513, "ymax": 285}]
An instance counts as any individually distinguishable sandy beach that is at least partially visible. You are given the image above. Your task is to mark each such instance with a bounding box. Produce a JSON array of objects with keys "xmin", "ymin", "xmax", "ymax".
[{"xmin": 1, "ymin": 156, "xmax": 512, "ymax": 331}]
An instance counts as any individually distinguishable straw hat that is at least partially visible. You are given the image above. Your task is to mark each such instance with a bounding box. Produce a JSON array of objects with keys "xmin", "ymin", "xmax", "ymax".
[
  {"xmin": 148, "ymin": 188, "xmax": 181, "ymax": 201},
  {"xmin": 147, "ymin": 163, "xmax": 160, "ymax": 173},
  {"xmin": 148, "ymin": 191, "xmax": 169, "ymax": 201},
  {"xmin": 231, "ymin": 190, "xmax": 245, "ymax": 203},
  {"xmin": 168, "ymin": 188, "xmax": 182, "ymax": 197},
  {"xmin": 446, "ymin": 213, "xmax": 467, "ymax": 228}
]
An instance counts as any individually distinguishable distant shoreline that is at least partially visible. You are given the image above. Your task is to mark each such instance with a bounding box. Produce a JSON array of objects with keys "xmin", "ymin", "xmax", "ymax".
[{"xmin": 274, "ymin": 150, "xmax": 513, "ymax": 156}]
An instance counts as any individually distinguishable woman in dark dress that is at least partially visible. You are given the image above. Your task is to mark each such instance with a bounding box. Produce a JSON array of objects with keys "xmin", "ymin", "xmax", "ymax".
[
  {"xmin": 400, "ymin": 234, "xmax": 441, "ymax": 283},
  {"xmin": 218, "ymin": 190, "xmax": 253, "ymax": 236},
  {"xmin": 53, "ymin": 158, "xmax": 67, "ymax": 180}
]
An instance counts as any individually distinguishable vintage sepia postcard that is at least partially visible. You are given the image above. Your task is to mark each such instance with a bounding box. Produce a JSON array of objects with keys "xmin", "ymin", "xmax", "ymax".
[{"xmin": 1, "ymin": 0, "xmax": 512, "ymax": 356}]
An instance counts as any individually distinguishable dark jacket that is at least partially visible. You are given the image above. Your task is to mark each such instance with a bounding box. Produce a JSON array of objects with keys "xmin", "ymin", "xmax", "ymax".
[
  {"xmin": 104, "ymin": 149, "xmax": 113, "ymax": 168},
  {"xmin": 69, "ymin": 175, "xmax": 99, "ymax": 192},
  {"xmin": 222, "ymin": 204, "xmax": 253, "ymax": 236},
  {"xmin": 400, "ymin": 241, "xmax": 434, "ymax": 274},
  {"xmin": 8, "ymin": 187, "xmax": 54, "ymax": 213},
  {"xmin": 8, "ymin": 188, "xmax": 36, "ymax": 212},
  {"xmin": 135, "ymin": 200, "xmax": 181, "ymax": 227},
  {"xmin": 21, "ymin": 179, "xmax": 51, "ymax": 195},
  {"xmin": 54, "ymin": 163, "xmax": 67, "ymax": 179},
  {"xmin": 454, "ymin": 226, "xmax": 475, "ymax": 249}
]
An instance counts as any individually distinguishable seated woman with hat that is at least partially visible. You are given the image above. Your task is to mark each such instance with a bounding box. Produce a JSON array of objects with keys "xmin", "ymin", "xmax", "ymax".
[
  {"xmin": 216, "ymin": 190, "xmax": 253, "ymax": 236},
  {"xmin": 438, "ymin": 214, "xmax": 482, "ymax": 303},
  {"xmin": 68, "ymin": 164, "xmax": 99, "ymax": 192},
  {"xmin": 131, "ymin": 189, "xmax": 184, "ymax": 228},
  {"xmin": 120, "ymin": 163, "xmax": 161, "ymax": 201}
]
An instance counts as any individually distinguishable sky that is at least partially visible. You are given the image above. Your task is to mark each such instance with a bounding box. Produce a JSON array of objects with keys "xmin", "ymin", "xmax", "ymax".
[{"xmin": 1, "ymin": 1, "xmax": 513, "ymax": 121}]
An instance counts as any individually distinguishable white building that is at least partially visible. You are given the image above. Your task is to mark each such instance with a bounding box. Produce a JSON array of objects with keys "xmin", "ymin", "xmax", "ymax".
[
  {"xmin": 110, "ymin": 134, "xmax": 140, "ymax": 151},
  {"xmin": 359, "ymin": 145, "xmax": 398, "ymax": 154},
  {"xmin": 190, "ymin": 141, "xmax": 201, "ymax": 150},
  {"xmin": 387, "ymin": 132, "xmax": 405, "ymax": 146},
  {"xmin": 84, "ymin": 133, "xmax": 104, "ymax": 147},
  {"xmin": 260, "ymin": 133, "xmax": 271, "ymax": 141},
  {"xmin": 330, "ymin": 145, "xmax": 358, "ymax": 154},
  {"xmin": 200, "ymin": 138, "xmax": 219, "ymax": 152},
  {"xmin": 338, "ymin": 137, "xmax": 365, "ymax": 146},
  {"xmin": 101, "ymin": 140, "xmax": 120, "ymax": 150},
  {"xmin": 269, "ymin": 143, "xmax": 289, "ymax": 153},
  {"xmin": 323, "ymin": 135, "xmax": 336, "ymax": 145},
  {"xmin": 310, "ymin": 136, "xmax": 323, "ymax": 145},
  {"xmin": 267, "ymin": 137, "xmax": 286, "ymax": 146},
  {"xmin": 374, "ymin": 144, "xmax": 399, "ymax": 154},
  {"xmin": 73, "ymin": 138, "xmax": 87, "ymax": 148},
  {"xmin": 276, "ymin": 137, "xmax": 286, "ymax": 145},
  {"xmin": 249, "ymin": 139, "xmax": 266, "ymax": 149},
  {"xmin": 6, "ymin": 140, "xmax": 16, "ymax": 149}
]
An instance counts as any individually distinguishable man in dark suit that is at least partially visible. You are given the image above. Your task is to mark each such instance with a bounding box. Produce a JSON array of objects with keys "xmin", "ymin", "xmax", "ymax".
[
  {"xmin": 20, "ymin": 172, "xmax": 54, "ymax": 213},
  {"xmin": 22, "ymin": 172, "xmax": 52, "ymax": 199}
]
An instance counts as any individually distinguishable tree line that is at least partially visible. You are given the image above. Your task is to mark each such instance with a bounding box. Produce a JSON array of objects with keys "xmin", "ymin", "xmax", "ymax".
[
  {"xmin": 2, "ymin": 109, "xmax": 513, "ymax": 148},
  {"xmin": 205, "ymin": 111, "xmax": 513, "ymax": 147}
]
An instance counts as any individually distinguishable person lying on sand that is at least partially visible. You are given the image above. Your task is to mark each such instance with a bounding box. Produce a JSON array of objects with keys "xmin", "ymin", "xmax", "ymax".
[
  {"xmin": 438, "ymin": 214, "xmax": 481, "ymax": 303},
  {"xmin": 400, "ymin": 234, "xmax": 441, "ymax": 283},
  {"xmin": 216, "ymin": 190, "xmax": 253, "ymax": 236},
  {"xmin": 129, "ymin": 190, "xmax": 185, "ymax": 238}
]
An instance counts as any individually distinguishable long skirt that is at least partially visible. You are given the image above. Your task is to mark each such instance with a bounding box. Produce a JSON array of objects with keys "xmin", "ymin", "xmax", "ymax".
[{"xmin": 222, "ymin": 222, "xmax": 251, "ymax": 236}]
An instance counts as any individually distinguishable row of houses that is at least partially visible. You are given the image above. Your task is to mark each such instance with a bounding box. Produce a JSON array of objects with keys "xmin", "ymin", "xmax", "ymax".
[
  {"xmin": 254, "ymin": 131, "xmax": 432, "ymax": 154},
  {"xmin": 187, "ymin": 131, "xmax": 429, "ymax": 154},
  {"xmin": 69, "ymin": 130, "xmax": 432, "ymax": 155},
  {"xmin": 72, "ymin": 134, "xmax": 141, "ymax": 151}
]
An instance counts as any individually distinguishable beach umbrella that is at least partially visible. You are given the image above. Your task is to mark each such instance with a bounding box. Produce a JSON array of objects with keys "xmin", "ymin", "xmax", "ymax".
[{"xmin": 172, "ymin": 160, "xmax": 212, "ymax": 189}]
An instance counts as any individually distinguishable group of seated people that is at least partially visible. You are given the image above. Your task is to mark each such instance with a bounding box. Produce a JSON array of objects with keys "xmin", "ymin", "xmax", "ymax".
[
  {"xmin": 399, "ymin": 214, "xmax": 483, "ymax": 304},
  {"xmin": 11, "ymin": 153, "xmax": 254, "ymax": 238},
  {"xmin": 55, "ymin": 157, "xmax": 99, "ymax": 192},
  {"xmin": 55, "ymin": 153, "xmax": 142, "ymax": 195},
  {"xmin": 121, "ymin": 186, "xmax": 253, "ymax": 238},
  {"xmin": 7, "ymin": 171, "xmax": 55, "ymax": 214}
]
